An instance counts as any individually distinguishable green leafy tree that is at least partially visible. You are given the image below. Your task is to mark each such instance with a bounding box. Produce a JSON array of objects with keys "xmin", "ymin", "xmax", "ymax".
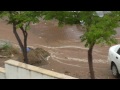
[
  {"xmin": 43, "ymin": 11, "xmax": 120, "ymax": 79},
  {"xmin": 0, "ymin": 11, "xmax": 42, "ymax": 64},
  {"xmin": 80, "ymin": 11, "xmax": 120, "ymax": 79}
]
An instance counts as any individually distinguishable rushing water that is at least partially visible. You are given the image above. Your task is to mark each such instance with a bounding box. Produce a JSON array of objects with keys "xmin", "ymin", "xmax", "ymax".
[
  {"xmin": 30, "ymin": 20, "xmax": 83, "ymax": 43},
  {"xmin": 30, "ymin": 19, "xmax": 120, "ymax": 43}
]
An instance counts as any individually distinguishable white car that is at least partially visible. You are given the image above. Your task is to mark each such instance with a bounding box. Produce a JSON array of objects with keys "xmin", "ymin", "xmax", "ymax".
[{"xmin": 108, "ymin": 45, "xmax": 120, "ymax": 77}]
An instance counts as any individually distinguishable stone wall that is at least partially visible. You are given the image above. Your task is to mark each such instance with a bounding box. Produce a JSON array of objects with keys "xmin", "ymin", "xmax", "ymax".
[{"xmin": 0, "ymin": 59, "xmax": 77, "ymax": 79}]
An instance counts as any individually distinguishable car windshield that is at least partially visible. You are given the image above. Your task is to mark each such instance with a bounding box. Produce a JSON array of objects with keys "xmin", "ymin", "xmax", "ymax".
[{"xmin": 117, "ymin": 48, "xmax": 120, "ymax": 55}]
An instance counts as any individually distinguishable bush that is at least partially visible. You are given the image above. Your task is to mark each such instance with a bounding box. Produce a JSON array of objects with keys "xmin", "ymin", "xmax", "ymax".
[{"xmin": 0, "ymin": 42, "xmax": 20, "ymax": 57}]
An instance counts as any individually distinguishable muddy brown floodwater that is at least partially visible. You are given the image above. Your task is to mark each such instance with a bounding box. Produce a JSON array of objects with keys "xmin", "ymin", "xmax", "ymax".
[{"xmin": 0, "ymin": 19, "xmax": 119, "ymax": 79}]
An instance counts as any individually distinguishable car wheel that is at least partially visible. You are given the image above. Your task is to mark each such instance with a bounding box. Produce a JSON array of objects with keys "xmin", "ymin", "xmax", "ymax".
[{"xmin": 111, "ymin": 64, "xmax": 119, "ymax": 78}]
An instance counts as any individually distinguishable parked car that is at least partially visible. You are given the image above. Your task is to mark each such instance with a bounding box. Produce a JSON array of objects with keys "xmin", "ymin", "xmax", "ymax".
[{"xmin": 108, "ymin": 45, "xmax": 120, "ymax": 77}]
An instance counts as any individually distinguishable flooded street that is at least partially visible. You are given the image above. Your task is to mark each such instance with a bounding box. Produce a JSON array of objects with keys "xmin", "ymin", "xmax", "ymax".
[
  {"xmin": 0, "ymin": 19, "xmax": 119, "ymax": 79},
  {"xmin": 30, "ymin": 20, "xmax": 83, "ymax": 46}
]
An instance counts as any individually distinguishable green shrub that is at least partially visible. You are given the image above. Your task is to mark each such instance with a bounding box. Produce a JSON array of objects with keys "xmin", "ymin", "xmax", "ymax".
[
  {"xmin": 0, "ymin": 43, "xmax": 20, "ymax": 57},
  {"xmin": 1, "ymin": 43, "xmax": 11, "ymax": 50}
]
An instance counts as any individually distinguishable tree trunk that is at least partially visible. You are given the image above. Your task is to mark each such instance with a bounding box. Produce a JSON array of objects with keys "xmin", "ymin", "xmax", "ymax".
[
  {"xmin": 13, "ymin": 23, "xmax": 29, "ymax": 64},
  {"xmin": 23, "ymin": 31, "xmax": 28, "ymax": 64},
  {"xmin": 88, "ymin": 44, "xmax": 95, "ymax": 79},
  {"xmin": 13, "ymin": 22, "xmax": 24, "ymax": 57},
  {"xmin": 20, "ymin": 27, "xmax": 28, "ymax": 64}
]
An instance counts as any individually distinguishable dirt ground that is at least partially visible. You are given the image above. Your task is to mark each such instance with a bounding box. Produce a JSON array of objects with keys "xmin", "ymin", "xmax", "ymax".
[{"xmin": 0, "ymin": 19, "xmax": 119, "ymax": 79}]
